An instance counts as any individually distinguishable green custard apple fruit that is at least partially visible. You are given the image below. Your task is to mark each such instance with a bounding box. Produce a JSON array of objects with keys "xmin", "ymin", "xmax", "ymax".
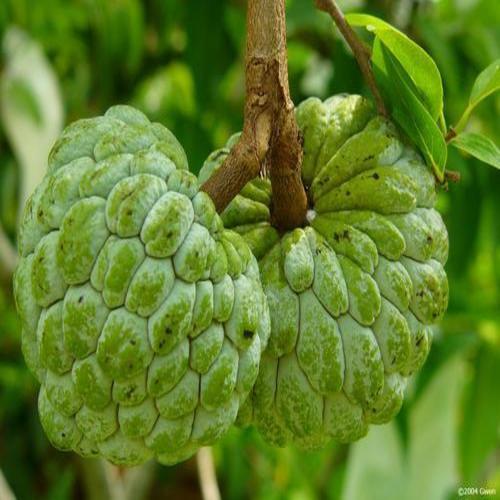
[
  {"xmin": 199, "ymin": 94, "xmax": 449, "ymax": 449},
  {"xmin": 14, "ymin": 105, "xmax": 270, "ymax": 466}
]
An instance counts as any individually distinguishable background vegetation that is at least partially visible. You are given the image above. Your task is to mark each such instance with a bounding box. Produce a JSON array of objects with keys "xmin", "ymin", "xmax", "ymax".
[{"xmin": 0, "ymin": 0, "xmax": 498, "ymax": 498}]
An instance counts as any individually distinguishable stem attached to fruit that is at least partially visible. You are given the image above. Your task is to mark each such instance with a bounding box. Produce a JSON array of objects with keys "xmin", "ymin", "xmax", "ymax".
[
  {"xmin": 202, "ymin": 0, "xmax": 308, "ymax": 230},
  {"xmin": 196, "ymin": 447, "xmax": 221, "ymax": 500},
  {"xmin": 315, "ymin": 0, "xmax": 388, "ymax": 117}
]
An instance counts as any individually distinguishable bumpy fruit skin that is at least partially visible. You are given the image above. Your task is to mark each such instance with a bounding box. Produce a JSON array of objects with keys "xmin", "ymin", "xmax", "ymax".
[
  {"xmin": 199, "ymin": 95, "xmax": 449, "ymax": 449},
  {"xmin": 14, "ymin": 105, "xmax": 270, "ymax": 466}
]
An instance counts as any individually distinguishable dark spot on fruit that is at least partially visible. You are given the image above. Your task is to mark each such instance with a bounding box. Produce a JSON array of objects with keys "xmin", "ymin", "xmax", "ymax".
[
  {"xmin": 166, "ymin": 231, "xmax": 173, "ymax": 238},
  {"xmin": 364, "ymin": 155, "xmax": 375, "ymax": 162},
  {"xmin": 61, "ymin": 432, "xmax": 66, "ymax": 437},
  {"xmin": 128, "ymin": 363, "xmax": 133, "ymax": 370},
  {"xmin": 373, "ymin": 172, "xmax": 380, "ymax": 180},
  {"xmin": 159, "ymin": 339, "xmax": 165, "ymax": 349},
  {"xmin": 346, "ymin": 191, "xmax": 351, "ymax": 196},
  {"xmin": 164, "ymin": 327, "xmax": 172, "ymax": 335},
  {"xmin": 126, "ymin": 209, "xmax": 133, "ymax": 216},
  {"xmin": 333, "ymin": 232, "xmax": 340, "ymax": 243},
  {"xmin": 78, "ymin": 296, "xmax": 84, "ymax": 303},
  {"xmin": 130, "ymin": 339, "xmax": 136, "ymax": 346},
  {"xmin": 416, "ymin": 336, "xmax": 423, "ymax": 347},
  {"xmin": 427, "ymin": 235, "xmax": 433, "ymax": 244},
  {"xmin": 391, "ymin": 355, "xmax": 397, "ymax": 365},
  {"xmin": 243, "ymin": 330, "xmax": 254, "ymax": 339},
  {"xmin": 343, "ymin": 230, "xmax": 350, "ymax": 240}
]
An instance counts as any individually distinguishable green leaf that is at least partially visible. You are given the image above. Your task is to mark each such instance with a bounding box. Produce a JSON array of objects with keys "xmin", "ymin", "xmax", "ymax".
[
  {"xmin": 342, "ymin": 423, "xmax": 404, "ymax": 500},
  {"xmin": 406, "ymin": 356, "xmax": 466, "ymax": 500},
  {"xmin": 372, "ymin": 39, "xmax": 447, "ymax": 180},
  {"xmin": 450, "ymin": 132, "xmax": 500, "ymax": 169},
  {"xmin": 460, "ymin": 345, "xmax": 500, "ymax": 483},
  {"xmin": 455, "ymin": 59, "xmax": 500, "ymax": 132},
  {"xmin": 346, "ymin": 13, "xmax": 443, "ymax": 120}
]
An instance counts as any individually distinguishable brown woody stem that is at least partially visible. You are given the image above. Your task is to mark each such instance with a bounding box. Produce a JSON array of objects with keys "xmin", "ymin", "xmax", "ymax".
[
  {"xmin": 315, "ymin": 0, "xmax": 388, "ymax": 117},
  {"xmin": 202, "ymin": 0, "xmax": 308, "ymax": 230}
]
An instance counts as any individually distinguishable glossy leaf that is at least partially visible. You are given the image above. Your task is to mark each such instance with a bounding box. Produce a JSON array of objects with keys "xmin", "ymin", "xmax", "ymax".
[
  {"xmin": 451, "ymin": 132, "xmax": 500, "ymax": 169},
  {"xmin": 372, "ymin": 39, "xmax": 447, "ymax": 180},
  {"xmin": 346, "ymin": 13, "xmax": 443, "ymax": 120},
  {"xmin": 455, "ymin": 59, "xmax": 500, "ymax": 132}
]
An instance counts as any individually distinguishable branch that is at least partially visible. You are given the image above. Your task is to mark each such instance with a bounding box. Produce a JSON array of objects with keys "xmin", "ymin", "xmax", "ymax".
[
  {"xmin": 196, "ymin": 448, "xmax": 221, "ymax": 500},
  {"xmin": 202, "ymin": 0, "xmax": 308, "ymax": 230},
  {"xmin": 315, "ymin": 0, "xmax": 388, "ymax": 117}
]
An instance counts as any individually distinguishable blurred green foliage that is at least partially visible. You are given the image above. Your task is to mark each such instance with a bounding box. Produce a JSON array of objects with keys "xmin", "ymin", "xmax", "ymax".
[{"xmin": 0, "ymin": 0, "xmax": 498, "ymax": 499}]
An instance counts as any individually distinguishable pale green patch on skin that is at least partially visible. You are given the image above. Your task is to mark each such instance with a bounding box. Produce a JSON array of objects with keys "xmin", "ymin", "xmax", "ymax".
[
  {"xmin": 212, "ymin": 275, "xmax": 234, "ymax": 322},
  {"xmin": 75, "ymin": 403, "xmax": 117, "ymax": 442},
  {"xmin": 400, "ymin": 310, "xmax": 432, "ymax": 376},
  {"xmin": 45, "ymin": 370, "xmax": 82, "ymax": 417},
  {"xmin": 147, "ymin": 339, "xmax": 189, "ymax": 397},
  {"xmin": 373, "ymin": 256, "xmax": 413, "ymax": 312},
  {"xmin": 38, "ymin": 387, "xmax": 82, "ymax": 451},
  {"xmin": 260, "ymin": 244, "xmax": 299, "ymax": 357},
  {"xmin": 80, "ymin": 154, "xmax": 132, "ymax": 199},
  {"xmin": 191, "ymin": 394, "xmax": 239, "ymax": 445},
  {"xmin": 18, "ymin": 178, "xmax": 52, "ymax": 256},
  {"xmin": 38, "ymin": 301, "xmax": 73, "ymax": 374},
  {"xmin": 314, "ymin": 165, "xmax": 417, "ymax": 215},
  {"xmin": 105, "ymin": 174, "xmax": 167, "ymax": 237},
  {"xmin": 98, "ymin": 431, "xmax": 154, "ymax": 467},
  {"xmin": 297, "ymin": 290, "xmax": 344, "ymax": 395},
  {"xmin": 235, "ymin": 334, "xmax": 261, "ymax": 395},
  {"xmin": 387, "ymin": 212, "xmax": 435, "ymax": 262},
  {"xmin": 311, "ymin": 117, "xmax": 403, "ymax": 199},
  {"xmin": 155, "ymin": 369, "xmax": 199, "ymax": 419},
  {"xmin": 309, "ymin": 231, "xmax": 349, "ymax": 317},
  {"xmin": 118, "ymin": 398, "xmax": 158, "ymax": 438},
  {"xmin": 365, "ymin": 373, "xmax": 406, "ymax": 425},
  {"xmin": 190, "ymin": 280, "xmax": 214, "ymax": 337},
  {"xmin": 190, "ymin": 324, "xmax": 224, "ymax": 374},
  {"xmin": 338, "ymin": 315, "xmax": 384, "ymax": 409},
  {"xmin": 222, "ymin": 194, "xmax": 270, "ymax": 228},
  {"xmin": 401, "ymin": 257, "xmax": 448, "ymax": 324},
  {"xmin": 323, "ymin": 391, "xmax": 368, "ymax": 443},
  {"xmin": 42, "ymin": 157, "xmax": 95, "ymax": 228},
  {"xmin": 140, "ymin": 191, "xmax": 194, "ymax": 258},
  {"xmin": 112, "ymin": 372, "xmax": 147, "ymax": 407},
  {"xmin": 97, "ymin": 309, "xmax": 153, "ymax": 381},
  {"xmin": 145, "ymin": 413, "xmax": 194, "ymax": 454},
  {"xmin": 372, "ymin": 298, "xmax": 411, "ymax": 373},
  {"xmin": 276, "ymin": 353, "xmax": 324, "ymax": 439},
  {"xmin": 200, "ymin": 339, "xmax": 239, "ymax": 410},
  {"xmin": 322, "ymin": 210, "xmax": 406, "ymax": 261},
  {"xmin": 282, "ymin": 229, "xmax": 314, "ymax": 293},
  {"xmin": 338, "ymin": 255, "xmax": 381, "ymax": 326},
  {"xmin": 167, "ymin": 169, "xmax": 199, "ymax": 199},
  {"xmin": 125, "ymin": 257, "xmax": 175, "ymax": 318},
  {"xmin": 312, "ymin": 216, "xmax": 378, "ymax": 274},
  {"xmin": 32, "ymin": 231, "xmax": 68, "ymax": 307},
  {"xmin": 225, "ymin": 274, "xmax": 260, "ymax": 349},
  {"xmin": 416, "ymin": 208, "xmax": 449, "ymax": 265},
  {"xmin": 93, "ymin": 125, "xmax": 157, "ymax": 162},
  {"xmin": 102, "ymin": 238, "xmax": 145, "ymax": 308},
  {"xmin": 72, "ymin": 355, "xmax": 112, "ymax": 410},
  {"xmin": 173, "ymin": 223, "xmax": 212, "ymax": 282},
  {"xmin": 148, "ymin": 280, "xmax": 195, "ymax": 354},
  {"xmin": 57, "ymin": 197, "xmax": 110, "ymax": 285},
  {"xmin": 130, "ymin": 149, "xmax": 176, "ymax": 179}
]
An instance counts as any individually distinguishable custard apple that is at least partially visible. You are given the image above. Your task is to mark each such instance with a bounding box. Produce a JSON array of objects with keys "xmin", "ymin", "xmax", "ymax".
[
  {"xmin": 14, "ymin": 105, "xmax": 270, "ymax": 465},
  {"xmin": 199, "ymin": 94, "xmax": 449, "ymax": 449}
]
